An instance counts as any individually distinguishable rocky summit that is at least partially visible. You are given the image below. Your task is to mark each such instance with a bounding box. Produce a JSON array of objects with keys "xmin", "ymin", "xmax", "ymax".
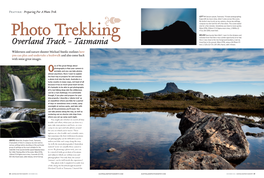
[{"xmin": 144, "ymin": 82, "xmax": 185, "ymax": 96}]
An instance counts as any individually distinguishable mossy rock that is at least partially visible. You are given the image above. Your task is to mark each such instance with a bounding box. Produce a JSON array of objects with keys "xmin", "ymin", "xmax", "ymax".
[
  {"xmin": 28, "ymin": 109, "xmax": 45, "ymax": 115},
  {"xmin": 0, "ymin": 121, "xmax": 41, "ymax": 138},
  {"xmin": 0, "ymin": 128, "xmax": 12, "ymax": 137}
]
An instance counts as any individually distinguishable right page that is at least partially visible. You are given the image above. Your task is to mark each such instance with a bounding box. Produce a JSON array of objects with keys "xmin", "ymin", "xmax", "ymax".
[{"xmin": 90, "ymin": 1, "xmax": 264, "ymax": 177}]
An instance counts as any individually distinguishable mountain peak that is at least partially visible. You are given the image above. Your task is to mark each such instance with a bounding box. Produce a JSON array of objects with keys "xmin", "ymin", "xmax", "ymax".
[
  {"xmin": 141, "ymin": 20, "xmax": 196, "ymax": 45},
  {"xmin": 165, "ymin": 82, "xmax": 178, "ymax": 89},
  {"xmin": 144, "ymin": 82, "xmax": 185, "ymax": 96},
  {"xmin": 162, "ymin": 82, "xmax": 181, "ymax": 93}
]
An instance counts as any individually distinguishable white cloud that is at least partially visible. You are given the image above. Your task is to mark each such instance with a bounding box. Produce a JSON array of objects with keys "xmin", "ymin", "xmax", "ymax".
[{"xmin": 90, "ymin": 49, "xmax": 264, "ymax": 83}]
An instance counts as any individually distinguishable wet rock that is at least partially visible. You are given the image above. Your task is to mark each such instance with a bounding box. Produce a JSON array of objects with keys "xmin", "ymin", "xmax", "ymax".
[
  {"xmin": 178, "ymin": 106, "xmax": 208, "ymax": 135},
  {"xmin": 224, "ymin": 115, "xmax": 264, "ymax": 129},
  {"xmin": 170, "ymin": 113, "xmax": 250, "ymax": 163},
  {"xmin": 176, "ymin": 112, "xmax": 183, "ymax": 118},
  {"xmin": 170, "ymin": 151, "xmax": 235, "ymax": 170},
  {"xmin": 106, "ymin": 148, "xmax": 116, "ymax": 152},
  {"xmin": 246, "ymin": 132, "xmax": 264, "ymax": 137},
  {"xmin": 1, "ymin": 111, "xmax": 12, "ymax": 118}
]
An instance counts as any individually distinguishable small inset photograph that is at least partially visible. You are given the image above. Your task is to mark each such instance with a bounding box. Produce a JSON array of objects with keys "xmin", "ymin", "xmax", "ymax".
[
  {"xmin": 0, "ymin": 66, "xmax": 45, "ymax": 138},
  {"xmin": 141, "ymin": 8, "xmax": 196, "ymax": 45}
]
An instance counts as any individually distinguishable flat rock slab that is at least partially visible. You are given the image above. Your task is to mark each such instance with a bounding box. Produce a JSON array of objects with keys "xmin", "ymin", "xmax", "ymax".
[
  {"xmin": 170, "ymin": 114, "xmax": 250, "ymax": 163},
  {"xmin": 170, "ymin": 151, "xmax": 235, "ymax": 170}
]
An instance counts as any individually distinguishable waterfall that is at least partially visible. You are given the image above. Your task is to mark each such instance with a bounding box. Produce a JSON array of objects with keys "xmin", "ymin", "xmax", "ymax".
[
  {"xmin": 8, "ymin": 74, "xmax": 30, "ymax": 101},
  {"xmin": 9, "ymin": 113, "xmax": 20, "ymax": 120}
]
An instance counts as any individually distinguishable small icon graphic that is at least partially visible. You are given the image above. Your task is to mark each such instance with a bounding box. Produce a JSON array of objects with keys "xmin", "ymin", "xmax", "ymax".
[{"xmin": 105, "ymin": 17, "xmax": 121, "ymax": 26}]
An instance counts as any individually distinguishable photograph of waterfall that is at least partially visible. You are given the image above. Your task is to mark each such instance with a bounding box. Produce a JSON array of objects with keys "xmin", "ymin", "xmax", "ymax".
[
  {"xmin": 8, "ymin": 73, "xmax": 31, "ymax": 101},
  {"xmin": 0, "ymin": 66, "xmax": 45, "ymax": 138}
]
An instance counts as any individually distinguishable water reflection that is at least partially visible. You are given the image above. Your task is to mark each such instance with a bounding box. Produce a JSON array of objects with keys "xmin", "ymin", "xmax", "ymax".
[
  {"xmin": 1, "ymin": 100, "xmax": 45, "ymax": 109},
  {"xmin": 90, "ymin": 112, "xmax": 180, "ymax": 169},
  {"xmin": 236, "ymin": 126, "xmax": 264, "ymax": 169},
  {"xmin": 90, "ymin": 111, "xmax": 264, "ymax": 169}
]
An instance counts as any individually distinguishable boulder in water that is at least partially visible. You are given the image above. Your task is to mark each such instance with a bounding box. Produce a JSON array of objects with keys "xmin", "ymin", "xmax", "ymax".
[
  {"xmin": 170, "ymin": 115, "xmax": 250, "ymax": 163},
  {"xmin": 106, "ymin": 148, "xmax": 116, "ymax": 152},
  {"xmin": 178, "ymin": 106, "xmax": 207, "ymax": 135},
  {"xmin": 170, "ymin": 106, "xmax": 250, "ymax": 164}
]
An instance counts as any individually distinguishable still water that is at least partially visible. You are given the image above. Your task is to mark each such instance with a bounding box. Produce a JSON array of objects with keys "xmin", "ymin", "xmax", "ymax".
[
  {"xmin": 1, "ymin": 100, "xmax": 45, "ymax": 109},
  {"xmin": 90, "ymin": 111, "xmax": 264, "ymax": 169}
]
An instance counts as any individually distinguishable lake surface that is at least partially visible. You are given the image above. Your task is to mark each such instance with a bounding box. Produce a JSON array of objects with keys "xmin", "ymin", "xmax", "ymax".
[
  {"xmin": 90, "ymin": 111, "xmax": 264, "ymax": 169},
  {"xmin": 1, "ymin": 100, "xmax": 45, "ymax": 109}
]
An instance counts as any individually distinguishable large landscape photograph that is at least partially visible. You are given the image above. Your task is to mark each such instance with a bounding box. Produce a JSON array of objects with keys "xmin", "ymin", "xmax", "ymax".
[{"xmin": 90, "ymin": 48, "xmax": 264, "ymax": 169}]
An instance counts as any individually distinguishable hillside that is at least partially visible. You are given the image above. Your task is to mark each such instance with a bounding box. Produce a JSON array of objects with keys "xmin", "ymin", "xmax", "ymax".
[{"xmin": 141, "ymin": 20, "xmax": 196, "ymax": 45}]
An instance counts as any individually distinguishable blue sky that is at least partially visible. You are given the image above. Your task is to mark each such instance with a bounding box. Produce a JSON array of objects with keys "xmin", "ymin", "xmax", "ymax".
[
  {"xmin": 141, "ymin": 8, "xmax": 196, "ymax": 33},
  {"xmin": 90, "ymin": 49, "xmax": 264, "ymax": 97}
]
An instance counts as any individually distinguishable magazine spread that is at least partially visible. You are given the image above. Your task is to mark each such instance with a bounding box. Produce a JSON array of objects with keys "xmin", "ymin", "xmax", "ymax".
[{"xmin": 1, "ymin": 0, "xmax": 264, "ymax": 177}]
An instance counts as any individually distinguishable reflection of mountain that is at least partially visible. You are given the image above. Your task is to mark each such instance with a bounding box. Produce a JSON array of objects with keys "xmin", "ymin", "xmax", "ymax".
[
  {"xmin": 144, "ymin": 82, "xmax": 185, "ymax": 96},
  {"xmin": 141, "ymin": 21, "xmax": 196, "ymax": 45}
]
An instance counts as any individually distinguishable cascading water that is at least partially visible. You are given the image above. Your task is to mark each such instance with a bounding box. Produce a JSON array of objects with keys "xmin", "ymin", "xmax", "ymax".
[
  {"xmin": 9, "ymin": 112, "xmax": 29, "ymax": 120},
  {"xmin": 8, "ymin": 74, "xmax": 30, "ymax": 101},
  {"xmin": 0, "ymin": 107, "xmax": 45, "ymax": 137},
  {"xmin": 1, "ymin": 108, "xmax": 31, "ymax": 121}
]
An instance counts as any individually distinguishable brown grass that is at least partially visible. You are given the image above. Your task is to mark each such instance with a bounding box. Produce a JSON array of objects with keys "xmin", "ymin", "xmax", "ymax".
[{"xmin": 108, "ymin": 99, "xmax": 264, "ymax": 112}]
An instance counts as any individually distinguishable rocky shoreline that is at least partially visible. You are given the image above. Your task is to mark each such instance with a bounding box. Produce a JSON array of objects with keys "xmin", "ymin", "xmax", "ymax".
[
  {"xmin": 170, "ymin": 106, "xmax": 254, "ymax": 170},
  {"xmin": 0, "ymin": 107, "xmax": 45, "ymax": 138}
]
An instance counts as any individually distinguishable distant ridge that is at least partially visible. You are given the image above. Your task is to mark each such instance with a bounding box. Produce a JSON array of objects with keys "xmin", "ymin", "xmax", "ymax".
[
  {"xmin": 144, "ymin": 82, "xmax": 185, "ymax": 96},
  {"xmin": 141, "ymin": 20, "xmax": 196, "ymax": 45}
]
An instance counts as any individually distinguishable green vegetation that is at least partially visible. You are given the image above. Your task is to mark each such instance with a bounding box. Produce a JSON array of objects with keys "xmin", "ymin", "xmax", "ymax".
[
  {"xmin": 98, "ymin": 86, "xmax": 144, "ymax": 98},
  {"xmin": 0, "ymin": 66, "xmax": 14, "ymax": 101},
  {"xmin": 0, "ymin": 66, "xmax": 45, "ymax": 101},
  {"xmin": 91, "ymin": 90, "xmax": 264, "ymax": 112},
  {"xmin": 152, "ymin": 92, "xmax": 200, "ymax": 100},
  {"xmin": 109, "ymin": 97, "xmax": 264, "ymax": 111},
  {"xmin": 198, "ymin": 95, "xmax": 264, "ymax": 110}
]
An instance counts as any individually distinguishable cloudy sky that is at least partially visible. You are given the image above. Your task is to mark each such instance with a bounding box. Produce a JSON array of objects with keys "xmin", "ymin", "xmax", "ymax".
[
  {"xmin": 141, "ymin": 8, "xmax": 196, "ymax": 33},
  {"xmin": 90, "ymin": 49, "xmax": 264, "ymax": 97}
]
